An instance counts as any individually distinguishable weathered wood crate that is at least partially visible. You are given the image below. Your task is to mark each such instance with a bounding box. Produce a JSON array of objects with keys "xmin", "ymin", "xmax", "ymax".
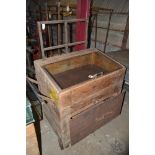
[{"xmin": 34, "ymin": 48, "xmax": 126, "ymax": 149}]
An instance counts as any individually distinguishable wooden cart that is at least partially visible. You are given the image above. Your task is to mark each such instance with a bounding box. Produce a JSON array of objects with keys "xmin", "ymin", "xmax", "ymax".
[
  {"xmin": 33, "ymin": 19, "xmax": 126, "ymax": 149},
  {"xmin": 34, "ymin": 48, "xmax": 126, "ymax": 149}
]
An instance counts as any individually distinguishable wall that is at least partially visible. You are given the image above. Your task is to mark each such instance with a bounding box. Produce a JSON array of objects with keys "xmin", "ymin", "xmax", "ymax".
[{"xmin": 90, "ymin": 0, "xmax": 129, "ymax": 52}]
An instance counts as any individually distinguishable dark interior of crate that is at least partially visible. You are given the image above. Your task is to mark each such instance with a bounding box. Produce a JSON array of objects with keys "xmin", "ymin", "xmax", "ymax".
[{"xmin": 43, "ymin": 52, "xmax": 122, "ymax": 89}]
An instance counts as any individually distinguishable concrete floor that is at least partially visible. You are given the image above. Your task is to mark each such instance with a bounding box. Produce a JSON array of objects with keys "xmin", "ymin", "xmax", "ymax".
[{"xmin": 40, "ymin": 90, "xmax": 129, "ymax": 155}]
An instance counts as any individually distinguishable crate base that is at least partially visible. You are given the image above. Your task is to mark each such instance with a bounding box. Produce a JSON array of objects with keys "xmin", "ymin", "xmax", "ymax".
[{"xmin": 42, "ymin": 91, "xmax": 125, "ymax": 149}]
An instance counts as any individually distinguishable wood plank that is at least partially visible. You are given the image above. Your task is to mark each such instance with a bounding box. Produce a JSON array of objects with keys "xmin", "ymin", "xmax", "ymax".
[
  {"xmin": 42, "ymin": 102, "xmax": 61, "ymax": 137},
  {"xmin": 62, "ymin": 68, "xmax": 125, "ymax": 106},
  {"xmin": 70, "ymin": 82, "xmax": 122, "ymax": 116},
  {"xmin": 34, "ymin": 62, "xmax": 61, "ymax": 108},
  {"xmin": 70, "ymin": 92, "xmax": 125, "ymax": 145},
  {"xmin": 34, "ymin": 48, "xmax": 96, "ymax": 67},
  {"xmin": 44, "ymin": 53, "xmax": 92, "ymax": 74},
  {"xmin": 26, "ymin": 124, "xmax": 40, "ymax": 155},
  {"xmin": 59, "ymin": 106, "xmax": 71, "ymax": 148},
  {"xmin": 93, "ymin": 52, "xmax": 122, "ymax": 72},
  {"xmin": 44, "ymin": 41, "xmax": 86, "ymax": 51}
]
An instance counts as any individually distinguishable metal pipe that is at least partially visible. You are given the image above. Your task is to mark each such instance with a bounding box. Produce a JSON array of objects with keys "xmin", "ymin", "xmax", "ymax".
[
  {"xmin": 121, "ymin": 15, "xmax": 129, "ymax": 49},
  {"xmin": 91, "ymin": 26, "xmax": 128, "ymax": 32},
  {"xmin": 103, "ymin": 10, "xmax": 113, "ymax": 53}
]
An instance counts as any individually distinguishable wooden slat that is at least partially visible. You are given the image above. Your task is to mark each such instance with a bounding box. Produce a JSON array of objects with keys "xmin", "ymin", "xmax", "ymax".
[
  {"xmin": 70, "ymin": 92, "xmax": 125, "ymax": 145},
  {"xmin": 44, "ymin": 41, "xmax": 86, "ymax": 51},
  {"xmin": 34, "ymin": 49, "xmax": 96, "ymax": 67},
  {"xmin": 44, "ymin": 54, "xmax": 92, "ymax": 74},
  {"xmin": 42, "ymin": 102, "xmax": 61, "ymax": 137},
  {"xmin": 26, "ymin": 124, "xmax": 40, "ymax": 155},
  {"xmin": 70, "ymin": 82, "xmax": 122, "ymax": 116},
  {"xmin": 93, "ymin": 51, "xmax": 122, "ymax": 72},
  {"xmin": 64, "ymin": 21, "xmax": 69, "ymax": 53},
  {"xmin": 60, "ymin": 68, "xmax": 125, "ymax": 107},
  {"xmin": 37, "ymin": 22, "xmax": 45, "ymax": 58}
]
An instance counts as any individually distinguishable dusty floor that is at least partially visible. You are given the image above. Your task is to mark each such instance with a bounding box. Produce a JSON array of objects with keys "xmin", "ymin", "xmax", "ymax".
[{"xmin": 40, "ymin": 90, "xmax": 129, "ymax": 155}]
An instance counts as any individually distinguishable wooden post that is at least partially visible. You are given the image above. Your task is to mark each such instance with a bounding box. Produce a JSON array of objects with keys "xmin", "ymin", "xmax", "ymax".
[
  {"xmin": 64, "ymin": 22, "xmax": 69, "ymax": 53},
  {"xmin": 95, "ymin": 14, "xmax": 98, "ymax": 48},
  {"xmin": 37, "ymin": 22, "xmax": 45, "ymax": 58},
  {"xmin": 69, "ymin": 23, "xmax": 73, "ymax": 52},
  {"xmin": 46, "ymin": 11, "xmax": 51, "ymax": 46},
  {"xmin": 57, "ymin": 1, "xmax": 61, "ymax": 54},
  {"xmin": 37, "ymin": 19, "xmax": 87, "ymax": 57}
]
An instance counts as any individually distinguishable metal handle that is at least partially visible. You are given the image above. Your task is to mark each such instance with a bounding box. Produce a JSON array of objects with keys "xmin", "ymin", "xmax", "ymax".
[
  {"xmin": 88, "ymin": 71, "xmax": 103, "ymax": 79},
  {"xmin": 26, "ymin": 76, "xmax": 55, "ymax": 104}
]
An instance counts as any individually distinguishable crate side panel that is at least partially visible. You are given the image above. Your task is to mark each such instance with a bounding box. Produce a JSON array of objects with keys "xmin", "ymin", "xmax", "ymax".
[{"xmin": 70, "ymin": 92, "xmax": 125, "ymax": 145}]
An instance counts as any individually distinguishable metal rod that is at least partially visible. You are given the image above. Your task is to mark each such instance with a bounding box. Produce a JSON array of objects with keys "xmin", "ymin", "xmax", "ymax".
[
  {"xmin": 26, "ymin": 76, "xmax": 38, "ymax": 84},
  {"xmin": 91, "ymin": 26, "xmax": 128, "ymax": 32},
  {"xmin": 26, "ymin": 79, "xmax": 43, "ymax": 104},
  {"xmin": 121, "ymin": 15, "xmax": 129, "ymax": 49},
  {"xmin": 103, "ymin": 10, "xmax": 113, "ymax": 53},
  {"xmin": 27, "ymin": 79, "xmax": 55, "ymax": 104},
  {"xmin": 91, "ymin": 38, "xmax": 122, "ymax": 48},
  {"xmin": 93, "ymin": 11, "xmax": 128, "ymax": 15}
]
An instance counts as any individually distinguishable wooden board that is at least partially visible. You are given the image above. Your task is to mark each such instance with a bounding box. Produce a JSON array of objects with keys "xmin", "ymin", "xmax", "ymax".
[
  {"xmin": 59, "ymin": 67, "xmax": 125, "ymax": 109},
  {"xmin": 26, "ymin": 124, "xmax": 40, "ymax": 155},
  {"xmin": 44, "ymin": 54, "xmax": 92, "ymax": 75},
  {"xmin": 70, "ymin": 92, "xmax": 125, "ymax": 145}
]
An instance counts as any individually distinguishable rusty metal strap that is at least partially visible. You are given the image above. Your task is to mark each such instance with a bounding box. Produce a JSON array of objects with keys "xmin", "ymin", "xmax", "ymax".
[
  {"xmin": 26, "ymin": 76, "xmax": 55, "ymax": 105},
  {"xmin": 26, "ymin": 76, "xmax": 38, "ymax": 84}
]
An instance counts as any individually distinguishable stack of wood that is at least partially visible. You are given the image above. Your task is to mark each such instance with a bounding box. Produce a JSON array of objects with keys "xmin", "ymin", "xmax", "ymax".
[{"xmin": 34, "ymin": 48, "xmax": 126, "ymax": 149}]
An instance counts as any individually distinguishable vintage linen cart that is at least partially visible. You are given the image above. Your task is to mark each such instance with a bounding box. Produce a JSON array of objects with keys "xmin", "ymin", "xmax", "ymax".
[{"xmin": 34, "ymin": 48, "xmax": 126, "ymax": 149}]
